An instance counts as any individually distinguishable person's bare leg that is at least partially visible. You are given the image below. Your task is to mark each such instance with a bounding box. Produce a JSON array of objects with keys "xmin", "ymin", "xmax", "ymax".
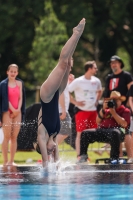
[
  {"xmin": 56, "ymin": 18, "xmax": 85, "ymax": 94},
  {"xmin": 8, "ymin": 113, "xmax": 21, "ymax": 165},
  {"xmin": 59, "ymin": 58, "xmax": 72, "ymax": 94},
  {"xmin": 53, "ymin": 137, "xmax": 59, "ymax": 162},
  {"xmin": 38, "ymin": 124, "xmax": 49, "ymax": 168},
  {"xmin": 76, "ymin": 132, "xmax": 82, "ymax": 156},
  {"xmin": 124, "ymin": 135, "xmax": 133, "ymax": 158},
  {"xmin": 2, "ymin": 112, "xmax": 12, "ymax": 166},
  {"xmin": 57, "ymin": 134, "xmax": 68, "ymax": 145},
  {"xmin": 40, "ymin": 18, "xmax": 86, "ymax": 103},
  {"xmin": 37, "ymin": 109, "xmax": 49, "ymax": 167},
  {"xmin": 60, "ymin": 18, "xmax": 85, "ymax": 60},
  {"xmin": 119, "ymin": 143, "xmax": 123, "ymax": 157}
]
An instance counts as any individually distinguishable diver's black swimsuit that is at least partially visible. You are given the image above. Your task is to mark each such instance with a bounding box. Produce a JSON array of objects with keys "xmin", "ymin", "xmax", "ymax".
[{"xmin": 40, "ymin": 90, "xmax": 60, "ymax": 137}]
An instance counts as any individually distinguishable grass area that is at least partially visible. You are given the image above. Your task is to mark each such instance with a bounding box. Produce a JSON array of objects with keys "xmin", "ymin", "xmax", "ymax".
[{"xmin": 0, "ymin": 142, "xmax": 110, "ymax": 165}]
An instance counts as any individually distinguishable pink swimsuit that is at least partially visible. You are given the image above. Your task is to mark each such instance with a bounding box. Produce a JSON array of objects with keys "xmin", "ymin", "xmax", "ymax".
[{"xmin": 8, "ymin": 82, "xmax": 20, "ymax": 113}]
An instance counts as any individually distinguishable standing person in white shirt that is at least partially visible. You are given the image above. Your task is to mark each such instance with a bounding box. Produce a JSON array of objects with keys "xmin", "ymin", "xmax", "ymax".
[
  {"xmin": 68, "ymin": 61, "xmax": 102, "ymax": 161},
  {"xmin": 57, "ymin": 72, "xmax": 75, "ymax": 145}
]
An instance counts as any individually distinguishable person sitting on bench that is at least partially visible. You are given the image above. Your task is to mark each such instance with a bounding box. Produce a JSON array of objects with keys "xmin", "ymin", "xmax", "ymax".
[{"xmin": 78, "ymin": 91, "xmax": 131, "ymax": 164}]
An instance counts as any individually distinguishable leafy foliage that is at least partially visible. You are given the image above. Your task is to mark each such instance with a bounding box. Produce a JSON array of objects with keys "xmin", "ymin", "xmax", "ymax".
[
  {"xmin": 29, "ymin": 1, "xmax": 68, "ymax": 86},
  {"xmin": 52, "ymin": 0, "xmax": 133, "ymax": 82},
  {"xmin": 0, "ymin": 0, "xmax": 44, "ymax": 82},
  {"xmin": 1, "ymin": 0, "xmax": 133, "ymax": 91}
]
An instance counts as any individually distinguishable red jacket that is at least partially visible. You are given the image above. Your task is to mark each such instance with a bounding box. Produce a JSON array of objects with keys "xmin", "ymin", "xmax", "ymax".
[{"xmin": 99, "ymin": 105, "xmax": 130, "ymax": 129}]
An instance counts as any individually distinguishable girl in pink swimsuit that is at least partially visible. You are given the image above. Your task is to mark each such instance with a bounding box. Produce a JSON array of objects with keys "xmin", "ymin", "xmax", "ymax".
[
  {"xmin": 1, "ymin": 64, "xmax": 23, "ymax": 166},
  {"xmin": 8, "ymin": 81, "xmax": 20, "ymax": 114}
]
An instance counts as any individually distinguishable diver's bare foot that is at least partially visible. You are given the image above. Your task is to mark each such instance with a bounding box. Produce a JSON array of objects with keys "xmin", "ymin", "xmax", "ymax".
[
  {"xmin": 3, "ymin": 162, "xmax": 8, "ymax": 167},
  {"xmin": 6, "ymin": 162, "xmax": 18, "ymax": 166},
  {"xmin": 73, "ymin": 18, "xmax": 86, "ymax": 36}
]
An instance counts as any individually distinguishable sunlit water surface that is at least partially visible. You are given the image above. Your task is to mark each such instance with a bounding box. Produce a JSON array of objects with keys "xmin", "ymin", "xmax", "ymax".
[{"xmin": 0, "ymin": 163, "xmax": 133, "ymax": 200}]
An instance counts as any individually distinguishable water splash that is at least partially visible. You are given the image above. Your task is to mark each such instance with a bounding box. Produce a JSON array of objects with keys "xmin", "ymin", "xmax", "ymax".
[{"xmin": 40, "ymin": 157, "xmax": 75, "ymax": 176}]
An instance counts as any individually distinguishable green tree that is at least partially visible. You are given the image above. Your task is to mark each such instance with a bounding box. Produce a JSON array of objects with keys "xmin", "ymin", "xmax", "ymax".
[
  {"xmin": 52, "ymin": 0, "xmax": 96, "ymax": 77},
  {"xmin": 51, "ymin": 0, "xmax": 133, "ymax": 83},
  {"xmin": 0, "ymin": 0, "xmax": 44, "ymax": 82},
  {"xmin": 29, "ymin": 0, "xmax": 68, "ymax": 86}
]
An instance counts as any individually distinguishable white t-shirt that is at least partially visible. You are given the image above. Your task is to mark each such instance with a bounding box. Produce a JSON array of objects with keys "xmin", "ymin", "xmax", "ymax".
[
  {"xmin": 59, "ymin": 84, "xmax": 70, "ymax": 113},
  {"xmin": 68, "ymin": 75, "xmax": 102, "ymax": 111}
]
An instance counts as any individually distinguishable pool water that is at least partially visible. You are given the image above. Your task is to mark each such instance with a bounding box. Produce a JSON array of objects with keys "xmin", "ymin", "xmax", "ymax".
[{"xmin": 0, "ymin": 164, "xmax": 133, "ymax": 200}]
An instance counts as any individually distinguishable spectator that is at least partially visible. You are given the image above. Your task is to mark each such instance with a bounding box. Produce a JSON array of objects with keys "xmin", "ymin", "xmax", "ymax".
[
  {"xmin": 103, "ymin": 55, "xmax": 133, "ymax": 157},
  {"xmin": 65, "ymin": 73, "xmax": 77, "ymax": 149},
  {"xmin": 0, "ymin": 64, "xmax": 25, "ymax": 166},
  {"xmin": 57, "ymin": 73, "xmax": 74, "ymax": 144},
  {"xmin": 78, "ymin": 91, "xmax": 131, "ymax": 164},
  {"xmin": 68, "ymin": 61, "xmax": 102, "ymax": 159},
  {"xmin": 128, "ymin": 84, "xmax": 133, "ymax": 163},
  {"xmin": 103, "ymin": 55, "xmax": 133, "ymax": 105}
]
